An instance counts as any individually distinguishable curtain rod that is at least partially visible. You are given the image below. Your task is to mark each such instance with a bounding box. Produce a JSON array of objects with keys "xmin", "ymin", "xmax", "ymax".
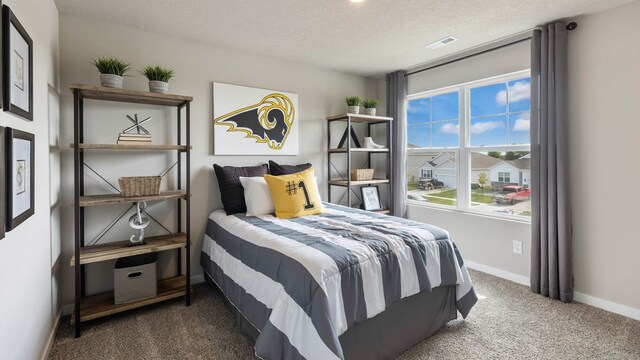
[{"xmin": 404, "ymin": 22, "xmax": 577, "ymax": 78}]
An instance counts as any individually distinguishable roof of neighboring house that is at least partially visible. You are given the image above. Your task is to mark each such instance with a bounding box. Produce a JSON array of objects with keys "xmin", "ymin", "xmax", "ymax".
[
  {"xmin": 471, "ymin": 152, "xmax": 502, "ymax": 170},
  {"xmin": 506, "ymin": 158, "xmax": 530, "ymax": 170}
]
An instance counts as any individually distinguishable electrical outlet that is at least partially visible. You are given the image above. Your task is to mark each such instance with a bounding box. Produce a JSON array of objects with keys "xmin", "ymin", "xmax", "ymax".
[{"xmin": 513, "ymin": 240, "xmax": 523, "ymax": 255}]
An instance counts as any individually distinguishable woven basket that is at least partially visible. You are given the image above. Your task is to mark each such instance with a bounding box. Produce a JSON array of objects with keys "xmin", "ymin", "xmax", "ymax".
[
  {"xmin": 118, "ymin": 176, "xmax": 161, "ymax": 197},
  {"xmin": 351, "ymin": 169, "xmax": 375, "ymax": 181}
]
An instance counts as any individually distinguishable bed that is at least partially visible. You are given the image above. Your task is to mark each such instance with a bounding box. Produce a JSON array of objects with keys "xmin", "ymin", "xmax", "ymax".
[{"xmin": 200, "ymin": 202, "xmax": 477, "ymax": 360}]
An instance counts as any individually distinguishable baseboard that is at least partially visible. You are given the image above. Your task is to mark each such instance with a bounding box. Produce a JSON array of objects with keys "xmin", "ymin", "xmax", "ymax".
[
  {"xmin": 61, "ymin": 274, "xmax": 206, "ymax": 316},
  {"xmin": 574, "ymin": 291, "xmax": 640, "ymax": 321},
  {"xmin": 465, "ymin": 260, "xmax": 530, "ymax": 286},
  {"xmin": 465, "ymin": 260, "xmax": 640, "ymax": 321},
  {"xmin": 41, "ymin": 309, "xmax": 62, "ymax": 360}
]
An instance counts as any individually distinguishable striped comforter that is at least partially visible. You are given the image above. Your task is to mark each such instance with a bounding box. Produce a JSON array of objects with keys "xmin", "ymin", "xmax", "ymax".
[{"xmin": 201, "ymin": 203, "xmax": 477, "ymax": 360}]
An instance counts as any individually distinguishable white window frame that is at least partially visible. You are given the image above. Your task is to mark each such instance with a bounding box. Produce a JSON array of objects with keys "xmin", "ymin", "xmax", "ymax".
[
  {"xmin": 406, "ymin": 70, "xmax": 531, "ymax": 222},
  {"xmin": 498, "ymin": 172, "xmax": 511, "ymax": 183},
  {"xmin": 421, "ymin": 169, "xmax": 432, "ymax": 178}
]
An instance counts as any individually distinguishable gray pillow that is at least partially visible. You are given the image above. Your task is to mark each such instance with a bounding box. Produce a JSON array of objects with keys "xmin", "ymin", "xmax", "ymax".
[
  {"xmin": 214, "ymin": 164, "xmax": 268, "ymax": 215},
  {"xmin": 268, "ymin": 160, "xmax": 312, "ymax": 176}
]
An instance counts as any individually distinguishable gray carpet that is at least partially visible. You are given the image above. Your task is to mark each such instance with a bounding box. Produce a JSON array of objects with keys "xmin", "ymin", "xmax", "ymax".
[{"xmin": 49, "ymin": 270, "xmax": 640, "ymax": 359}]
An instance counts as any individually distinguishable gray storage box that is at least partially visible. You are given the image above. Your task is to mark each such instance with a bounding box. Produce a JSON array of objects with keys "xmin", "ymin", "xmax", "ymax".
[{"xmin": 114, "ymin": 253, "xmax": 157, "ymax": 304}]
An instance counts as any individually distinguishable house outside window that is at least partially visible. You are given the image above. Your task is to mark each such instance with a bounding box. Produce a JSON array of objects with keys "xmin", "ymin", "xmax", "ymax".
[{"xmin": 406, "ymin": 70, "xmax": 531, "ymax": 219}]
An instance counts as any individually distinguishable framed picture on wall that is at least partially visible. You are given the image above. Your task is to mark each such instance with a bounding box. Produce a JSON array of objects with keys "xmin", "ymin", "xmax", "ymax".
[
  {"xmin": 0, "ymin": 126, "xmax": 5, "ymax": 240},
  {"xmin": 2, "ymin": 5, "xmax": 33, "ymax": 121},
  {"xmin": 5, "ymin": 128, "xmax": 34, "ymax": 231},
  {"xmin": 360, "ymin": 185, "xmax": 383, "ymax": 211}
]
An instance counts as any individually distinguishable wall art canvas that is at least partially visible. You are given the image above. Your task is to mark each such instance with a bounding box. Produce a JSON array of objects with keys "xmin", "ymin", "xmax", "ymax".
[
  {"xmin": 2, "ymin": 5, "xmax": 33, "ymax": 121},
  {"xmin": 213, "ymin": 82, "xmax": 299, "ymax": 155},
  {"xmin": 5, "ymin": 128, "xmax": 34, "ymax": 230}
]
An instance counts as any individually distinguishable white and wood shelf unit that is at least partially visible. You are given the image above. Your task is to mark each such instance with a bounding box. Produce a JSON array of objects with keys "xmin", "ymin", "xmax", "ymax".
[
  {"xmin": 70, "ymin": 84, "xmax": 193, "ymax": 337},
  {"xmin": 327, "ymin": 113, "xmax": 393, "ymax": 213}
]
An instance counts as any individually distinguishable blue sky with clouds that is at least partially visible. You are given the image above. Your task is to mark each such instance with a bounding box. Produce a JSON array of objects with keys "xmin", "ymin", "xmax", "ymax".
[{"xmin": 407, "ymin": 77, "xmax": 531, "ymax": 148}]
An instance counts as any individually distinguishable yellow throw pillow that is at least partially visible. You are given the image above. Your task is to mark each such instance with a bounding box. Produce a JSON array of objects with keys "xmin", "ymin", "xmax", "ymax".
[{"xmin": 264, "ymin": 168, "xmax": 325, "ymax": 218}]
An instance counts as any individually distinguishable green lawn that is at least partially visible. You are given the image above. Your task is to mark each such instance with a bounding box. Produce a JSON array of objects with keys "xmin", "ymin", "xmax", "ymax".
[
  {"xmin": 422, "ymin": 196, "xmax": 456, "ymax": 206},
  {"xmin": 407, "ymin": 181, "xmax": 418, "ymax": 191},
  {"xmin": 424, "ymin": 189, "xmax": 495, "ymax": 204}
]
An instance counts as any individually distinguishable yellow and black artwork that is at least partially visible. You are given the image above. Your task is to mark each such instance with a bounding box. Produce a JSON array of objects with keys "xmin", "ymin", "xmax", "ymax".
[{"xmin": 213, "ymin": 83, "xmax": 299, "ymax": 155}]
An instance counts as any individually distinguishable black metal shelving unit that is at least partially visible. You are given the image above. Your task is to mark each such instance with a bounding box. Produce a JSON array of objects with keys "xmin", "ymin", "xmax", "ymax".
[
  {"xmin": 70, "ymin": 84, "xmax": 193, "ymax": 337},
  {"xmin": 327, "ymin": 113, "xmax": 393, "ymax": 213}
]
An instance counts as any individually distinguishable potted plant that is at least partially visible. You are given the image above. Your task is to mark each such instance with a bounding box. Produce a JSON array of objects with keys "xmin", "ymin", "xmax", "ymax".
[
  {"xmin": 93, "ymin": 57, "xmax": 130, "ymax": 89},
  {"xmin": 346, "ymin": 96, "xmax": 361, "ymax": 114},
  {"xmin": 362, "ymin": 99, "xmax": 378, "ymax": 116},
  {"xmin": 141, "ymin": 65, "xmax": 175, "ymax": 94}
]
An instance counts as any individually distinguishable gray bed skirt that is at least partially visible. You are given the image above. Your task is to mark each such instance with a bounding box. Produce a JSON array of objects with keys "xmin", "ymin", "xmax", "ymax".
[{"xmin": 205, "ymin": 274, "xmax": 457, "ymax": 360}]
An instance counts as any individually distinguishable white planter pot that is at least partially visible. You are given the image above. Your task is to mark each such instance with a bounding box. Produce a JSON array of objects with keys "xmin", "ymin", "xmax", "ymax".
[
  {"xmin": 100, "ymin": 74, "xmax": 123, "ymax": 89},
  {"xmin": 149, "ymin": 81, "xmax": 169, "ymax": 94},
  {"xmin": 364, "ymin": 108, "xmax": 377, "ymax": 116},
  {"xmin": 347, "ymin": 105, "xmax": 360, "ymax": 114}
]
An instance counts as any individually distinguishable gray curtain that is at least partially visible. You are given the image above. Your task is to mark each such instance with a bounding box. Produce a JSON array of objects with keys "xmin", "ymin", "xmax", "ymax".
[
  {"xmin": 386, "ymin": 71, "xmax": 407, "ymax": 218},
  {"xmin": 530, "ymin": 22, "xmax": 573, "ymax": 302}
]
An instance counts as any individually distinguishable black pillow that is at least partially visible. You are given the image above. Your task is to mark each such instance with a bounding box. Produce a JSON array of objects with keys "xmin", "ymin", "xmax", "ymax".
[
  {"xmin": 214, "ymin": 164, "xmax": 268, "ymax": 215},
  {"xmin": 268, "ymin": 160, "xmax": 312, "ymax": 176}
]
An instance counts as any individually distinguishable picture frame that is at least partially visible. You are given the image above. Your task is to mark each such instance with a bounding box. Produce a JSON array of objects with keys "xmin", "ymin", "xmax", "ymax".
[
  {"xmin": 0, "ymin": 126, "xmax": 5, "ymax": 240},
  {"xmin": 2, "ymin": 5, "xmax": 33, "ymax": 121},
  {"xmin": 360, "ymin": 185, "xmax": 383, "ymax": 211},
  {"xmin": 5, "ymin": 127, "xmax": 34, "ymax": 231}
]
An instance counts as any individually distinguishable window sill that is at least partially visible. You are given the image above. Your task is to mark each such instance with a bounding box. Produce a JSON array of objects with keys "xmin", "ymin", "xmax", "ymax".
[{"xmin": 406, "ymin": 199, "xmax": 532, "ymax": 225}]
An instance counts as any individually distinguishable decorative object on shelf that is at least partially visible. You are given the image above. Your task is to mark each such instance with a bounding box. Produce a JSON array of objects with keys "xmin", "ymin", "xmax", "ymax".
[
  {"xmin": 92, "ymin": 56, "xmax": 130, "ymax": 89},
  {"xmin": 362, "ymin": 99, "xmax": 378, "ymax": 116},
  {"xmin": 0, "ymin": 126, "xmax": 5, "ymax": 240},
  {"xmin": 363, "ymin": 136, "xmax": 385, "ymax": 149},
  {"xmin": 337, "ymin": 125, "xmax": 362, "ymax": 148},
  {"xmin": 351, "ymin": 168, "xmax": 375, "ymax": 181},
  {"xmin": 346, "ymin": 96, "xmax": 361, "ymax": 114},
  {"xmin": 213, "ymin": 82, "xmax": 299, "ymax": 155},
  {"xmin": 2, "ymin": 5, "xmax": 34, "ymax": 121},
  {"xmin": 128, "ymin": 201, "xmax": 149, "ymax": 245},
  {"xmin": 5, "ymin": 127, "xmax": 34, "ymax": 230},
  {"xmin": 141, "ymin": 65, "xmax": 174, "ymax": 94},
  {"xmin": 360, "ymin": 186, "xmax": 383, "ymax": 211},
  {"xmin": 118, "ymin": 176, "xmax": 162, "ymax": 197},
  {"xmin": 118, "ymin": 114, "xmax": 152, "ymax": 144}
]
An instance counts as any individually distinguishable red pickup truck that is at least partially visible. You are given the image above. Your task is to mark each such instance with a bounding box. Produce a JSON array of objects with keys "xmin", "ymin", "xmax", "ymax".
[{"xmin": 492, "ymin": 185, "xmax": 531, "ymax": 204}]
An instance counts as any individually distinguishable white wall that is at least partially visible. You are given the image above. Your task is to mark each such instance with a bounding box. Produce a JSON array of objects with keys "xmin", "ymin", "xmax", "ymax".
[
  {"xmin": 386, "ymin": 1, "xmax": 640, "ymax": 319},
  {"xmin": 568, "ymin": 0, "xmax": 640, "ymax": 315},
  {"xmin": 0, "ymin": 0, "xmax": 60, "ymax": 359},
  {"xmin": 58, "ymin": 15, "xmax": 376, "ymax": 306}
]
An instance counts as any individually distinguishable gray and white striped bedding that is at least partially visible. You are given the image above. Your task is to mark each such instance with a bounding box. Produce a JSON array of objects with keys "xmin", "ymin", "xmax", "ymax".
[{"xmin": 201, "ymin": 202, "xmax": 477, "ymax": 360}]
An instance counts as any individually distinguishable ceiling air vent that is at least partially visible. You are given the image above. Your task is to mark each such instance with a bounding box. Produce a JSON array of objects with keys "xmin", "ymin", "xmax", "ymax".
[{"xmin": 425, "ymin": 36, "xmax": 458, "ymax": 49}]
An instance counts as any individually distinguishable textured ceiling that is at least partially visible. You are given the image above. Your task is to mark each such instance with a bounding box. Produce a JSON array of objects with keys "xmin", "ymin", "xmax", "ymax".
[{"xmin": 54, "ymin": 0, "xmax": 633, "ymax": 77}]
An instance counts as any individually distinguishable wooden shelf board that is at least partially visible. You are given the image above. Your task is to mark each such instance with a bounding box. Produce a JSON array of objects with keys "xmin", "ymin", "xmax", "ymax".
[
  {"xmin": 70, "ymin": 233, "xmax": 187, "ymax": 266},
  {"xmin": 71, "ymin": 143, "xmax": 190, "ymax": 151},
  {"xmin": 373, "ymin": 209, "xmax": 391, "ymax": 214},
  {"xmin": 70, "ymin": 276, "xmax": 187, "ymax": 324},
  {"xmin": 328, "ymin": 148, "xmax": 389, "ymax": 153},
  {"xmin": 77, "ymin": 190, "xmax": 187, "ymax": 207},
  {"xmin": 326, "ymin": 114, "xmax": 393, "ymax": 123},
  {"xmin": 329, "ymin": 179, "xmax": 390, "ymax": 186},
  {"xmin": 69, "ymin": 84, "xmax": 193, "ymax": 107}
]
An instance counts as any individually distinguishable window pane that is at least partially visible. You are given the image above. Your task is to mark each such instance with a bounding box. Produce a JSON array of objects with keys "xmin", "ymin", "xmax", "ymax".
[
  {"xmin": 470, "ymin": 83, "xmax": 507, "ymax": 117},
  {"xmin": 407, "ymin": 98, "xmax": 430, "ymax": 125},
  {"xmin": 470, "ymin": 151, "xmax": 531, "ymax": 217},
  {"xmin": 509, "ymin": 111, "xmax": 530, "ymax": 145},
  {"xmin": 470, "ymin": 115, "xmax": 507, "ymax": 146},
  {"xmin": 432, "ymin": 120, "xmax": 459, "ymax": 148},
  {"xmin": 432, "ymin": 92, "xmax": 459, "ymax": 121},
  {"xmin": 507, "ymin": 78, "xmax": 531, "ymax": 112},
  {"xmin": 407, "ymin": 123, "xmax": 429, "ymax": 148},
  {"xmin": 406, "ymin": 151, "xmax": 457, "ymax": 207}
]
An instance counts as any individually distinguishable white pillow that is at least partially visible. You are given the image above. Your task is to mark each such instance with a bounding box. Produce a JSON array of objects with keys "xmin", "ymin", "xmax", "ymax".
[{"xmin": 239, "ymin": 176, "xmax": 275, "ymax": 216}]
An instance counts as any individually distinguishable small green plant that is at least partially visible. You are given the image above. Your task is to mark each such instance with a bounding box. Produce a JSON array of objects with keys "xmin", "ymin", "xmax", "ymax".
[
  {"xmin": 92, "ymin": 57, "xmax": 130, "ymax": 76},
  {"xmin": 362, "ymin": 99, "xmax": 378, "ymax": 109},
  {"xmin": 140, "ymin": 65, "xmax": 175, "ymax": 82},
  {"xmin": 345, "ymin": 96, "xmax": 361, "ymax": 106}
]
